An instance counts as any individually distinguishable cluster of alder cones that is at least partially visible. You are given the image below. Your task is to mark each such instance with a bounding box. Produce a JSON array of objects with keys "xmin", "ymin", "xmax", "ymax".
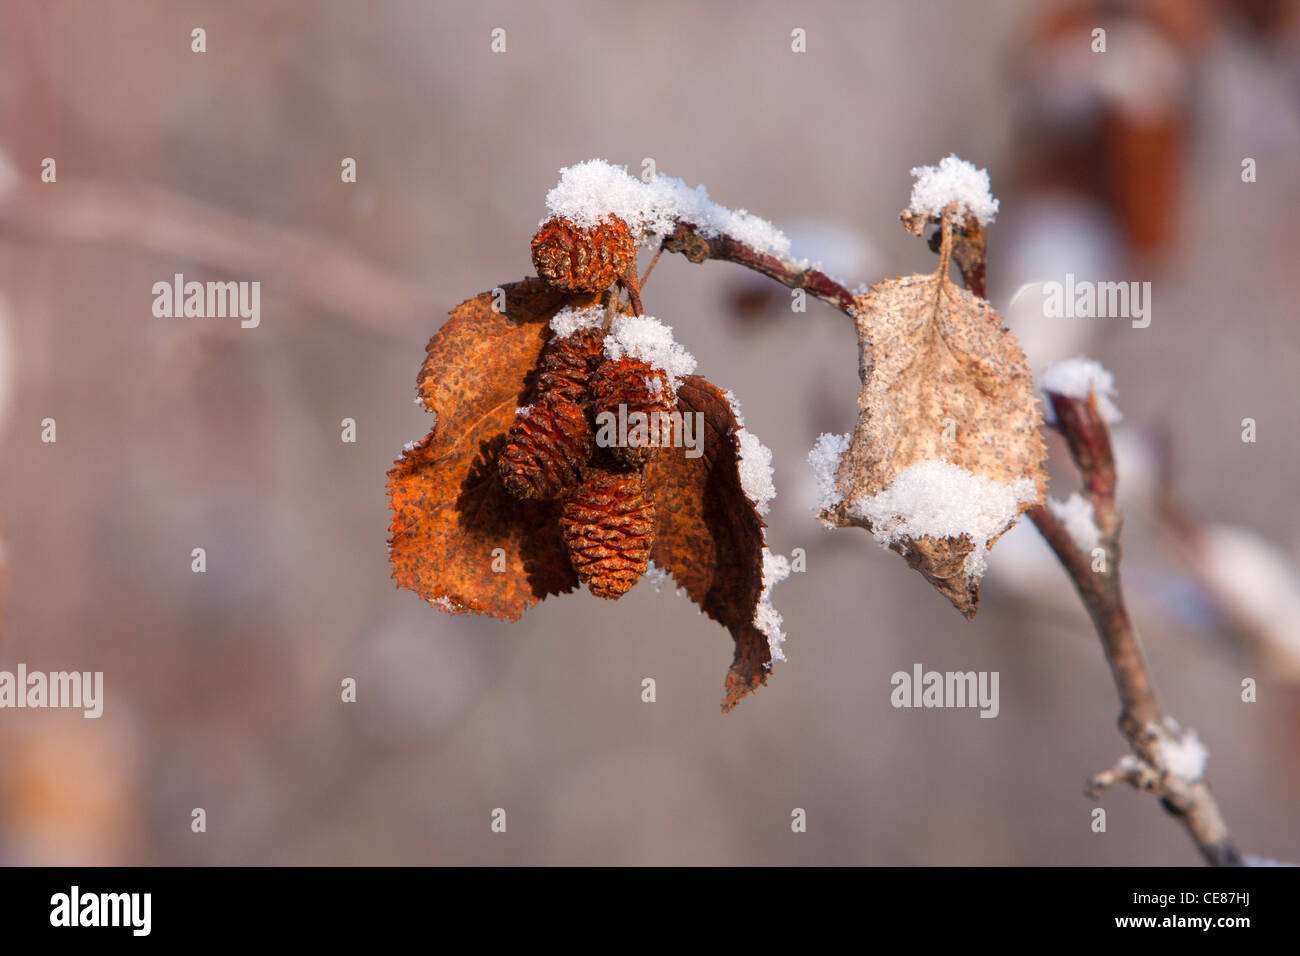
[
  {"xmin": 501, "ymin": 214, "xmax": 672, "ymax": 599},
  {"xmin": 390, "ymin": 202, "xmax": 782, "ymax": 710}
]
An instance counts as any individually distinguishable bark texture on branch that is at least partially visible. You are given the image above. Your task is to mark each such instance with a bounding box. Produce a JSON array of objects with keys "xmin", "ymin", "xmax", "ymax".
[{"xmin": 660, "ymin": 222, "xmax": 859, "ymax": 315}]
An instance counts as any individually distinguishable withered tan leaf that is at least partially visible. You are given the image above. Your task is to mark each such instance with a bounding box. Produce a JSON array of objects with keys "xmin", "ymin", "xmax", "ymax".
[
  {"xmin": 825, "ymin": 217, "xmax": 1047, "ymax": 616},
  {"xmin": 644, "ymin": 376, "xmax": 771, "ymax": 711},
  {"xmin": 388, "ymin": 279, "xmax": 584, "ymax": 620}
]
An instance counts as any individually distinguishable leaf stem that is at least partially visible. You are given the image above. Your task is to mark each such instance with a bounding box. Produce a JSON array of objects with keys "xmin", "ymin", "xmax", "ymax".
[{"xmin": 638, "ymin": 246, "xmax": 664, "ymax": 289}]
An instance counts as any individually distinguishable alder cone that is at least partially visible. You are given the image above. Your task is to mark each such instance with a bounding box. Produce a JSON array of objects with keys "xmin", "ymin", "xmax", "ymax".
[
  {"xmin": 560, "ymin": 468, "xmax": 655, "ymax": 599},
  {"xmin": 590, "ymin": 358, "xmax": 675, "ymax": 465},
  {"xmin": 536, "ymin": 327, "xmax": 607, "ymax": 405},
  {"xmin": 532, "ymin": 216, "xmax": 635, "ymax": 293},
  {"xmin": 498, "ymin": 393, "xmax": 593, "ymax": 500}
]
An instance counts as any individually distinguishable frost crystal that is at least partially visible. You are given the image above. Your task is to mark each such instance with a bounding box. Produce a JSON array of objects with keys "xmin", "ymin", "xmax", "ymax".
[
  {"xmin": 644, "ymin": 560, "xmax": 669, "ymax": 591},
  {"xmin": 1040, "ymin": 357, "xmax": 1122, "ymax": 424},
  {"xmin": 722, "ymin": 389, "xmax": 776, "ymax": 515},
  {"xmin": 850, "ymin": 460, "xmax": 1038, "ymax": 579},
  {"xmin": 808, "ymin": 432, "xmax": 851, "ymax": 512},
  {"xmin": 721, "ymin": 389, "xmax": 744, "ymax": 425},
  {"xmin": 735, "ymin": 431, "xmax": 776, "ymax": 517},
  {"xmin": 720, "ymin": 390, "xmax": 785, "ymax": 660},
  {"xmin": 545, "ymin": 159, "xmax": 796, "ymax": 260},
  {"xmin": 755, "ymin": 549, "xmax": 792, "ymax": 662},
  {"xmin": 644, "ymin": 560, "xmax": 685, "ymax": 597},
  {"xmin": 603, "ymin": 314, "xmax": 697, "ymax": 387},
  {"xmin": 1153, "ymin": 721, "xmax": 1209, "ymax": 782},
  {"xmin": 549, "ymin": 304, "xmax": 606, "ymax": 339},
  {"xmin": 907, "ymin": 154, "xmax": 999, "ymax": 225},
  {"xmin": 1047, "ymin": 493, "xmax": 1102, "ymax": 553},
  {"xmin": 717, "ymin": 387, "xmax": 774, "ymax": 512}
]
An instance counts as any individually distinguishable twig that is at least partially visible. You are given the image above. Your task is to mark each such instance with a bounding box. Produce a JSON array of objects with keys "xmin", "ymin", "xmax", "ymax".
[
  {"xmin": 619, "ymin": 262, "xmax": 644, "ymax": 317},
  {"xmin": 659, "ymin": 222, "xmax": 859, "ymax": 315},
  {"xmin": 1030, "ymin": 392, "xmax": 1240, "ymax": 866},
  {"xmin": 918, "ymin": 216, "xmax": 1243, "ymax": 865},
  {"xmin": 638, "ymin": 245, "xmax": 664, "ymax": 288}
]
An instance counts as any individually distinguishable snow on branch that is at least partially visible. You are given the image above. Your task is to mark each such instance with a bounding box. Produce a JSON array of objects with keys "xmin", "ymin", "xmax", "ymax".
[{"xmin": 1041, "ymin": 357, "xmax": 1123, "ymax": 424}]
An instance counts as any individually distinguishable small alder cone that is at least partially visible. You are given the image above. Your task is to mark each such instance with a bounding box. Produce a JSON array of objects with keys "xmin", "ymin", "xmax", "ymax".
[
  {"xmin": 590, "ymin": 358, "xmax": 675, "ymax": 465},
  {"xmin": 560, "ymin": 468, "xmax": 655, "ymax": 599},
  {"xmin": 498, "ymin": 393, "xmax": 593, "ymax": 500},
  {"xmin": 536, "ymin": 327, "xmax": 607, "ymax": 405},
  {"xmin": 532, "ymin": 216, "xmax": 635, "ymax": 293}
]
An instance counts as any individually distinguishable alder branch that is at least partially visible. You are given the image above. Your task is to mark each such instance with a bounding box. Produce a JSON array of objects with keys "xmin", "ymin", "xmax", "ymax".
[
  {"xmin": 659, "ymin": 222, "xmax": 859, "ymax": 315},
  {"xmin": 660, "ymin": 212, "xmax": 1243, "ymax": 863},
  {"xmin": 913, "ymin": 219, "xmax": 1243, "ymax": 866},
  {"xmin": 1029, "ymin": 392, "xmax": 1240, "ymax": 867}
]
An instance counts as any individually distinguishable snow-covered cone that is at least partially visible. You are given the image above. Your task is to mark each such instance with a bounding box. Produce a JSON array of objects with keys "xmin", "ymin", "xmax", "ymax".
[
  {"xmin": 560, "ymin": 468, "xmax": 654, "ymax": 599},
  {"xmin": 532, "ymin": 216, "xmax": 635, "ymax": 293}
]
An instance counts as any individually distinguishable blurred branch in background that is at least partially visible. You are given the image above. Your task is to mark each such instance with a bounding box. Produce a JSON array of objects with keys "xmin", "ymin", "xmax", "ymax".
[
  {"xmin": 1155, "ymin": 430, "xmax": 1300, "ymax": 683},
  {"xmin": 0, "ymin": 176, "xmax": 437, "ymax": 339}
]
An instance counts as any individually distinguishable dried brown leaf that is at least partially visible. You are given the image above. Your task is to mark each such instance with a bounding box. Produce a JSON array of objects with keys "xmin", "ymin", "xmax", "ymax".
[
  {"xmin": 826, "ymin": 216, "xmax": 1047, "ymax": 616},
  {"xmin": 644, "ymin": 376, "xmax": 772, "ymax": 711},
  {"xmin": 388, "ymin": 279, "xmax": 582, "ymax": 620}
]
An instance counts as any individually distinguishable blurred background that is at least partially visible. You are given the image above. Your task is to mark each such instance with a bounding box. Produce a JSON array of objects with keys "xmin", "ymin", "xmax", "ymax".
[{"xmin": 1, "ymin": 0, "xmax": 1297, "ymax": 865}]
